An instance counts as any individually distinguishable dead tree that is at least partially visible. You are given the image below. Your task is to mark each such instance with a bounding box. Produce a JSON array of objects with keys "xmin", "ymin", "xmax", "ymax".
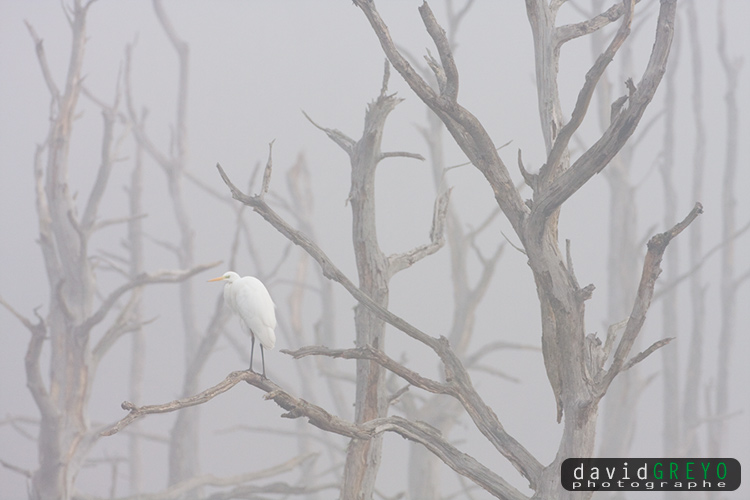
[
  {"xmin": 304, "ymin": 64, "xmax": 447, "ymax": 500},
  {"xmin": 103, "ymin": 1, "xmax": 703, "ymax": 499},
  {"xmin": 710, "ymin": 0, "xmax": 744, "ymax": 457},
  {"xmin": 351, "ymin": 0, "xmax": 690, "ymax": 497},
  {"xmin": 403, "ymin": 5, "xmax": 515, "ymax": 495},
  {"xmin": 583, "ymin": 0, "xmax": 642, "ymax": 459},
  {"xmin": 124, "ymin": 1, "xmax": 206, "ymax": 494},
  {"xmin": 0, "ymin": 3, "xmax": 216, "ymax": 499}
]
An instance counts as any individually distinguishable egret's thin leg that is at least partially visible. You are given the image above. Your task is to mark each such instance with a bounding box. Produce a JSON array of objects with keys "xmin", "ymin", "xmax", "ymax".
[
  {"xmin": 260, "ymin": 345, "xmax": 266, "ymax": 379},
  {"xmin": 249, "ymin": 334, "xmax": 255, "ymax": 372}
]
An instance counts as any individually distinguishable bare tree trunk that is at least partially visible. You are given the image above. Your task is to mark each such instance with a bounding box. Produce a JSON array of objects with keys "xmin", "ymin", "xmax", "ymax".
[
  {"xmin": 660, "ymin": 19, "xmax": 681, "ymax": 457},
  {"xmin": 354, "ymin": 1, "xmax": 681, "ymax": 497},
  {"xmin": 682, "ymin": 0, "xmax": 706, "ymax": 458},
  {"xmin": 340, "ymin": 77, "xmax": 397, "ymax": 500},
  {"xmin": 306, "ymin": 64, "xmax": 443, "ymax": 499},
  {"xmin": 710, "ymin": 0, "xmax": 741, "ymax": 457},
  {"xmin": 25, "ymin": 5, "xmax": 99, "ymax": 497},
  {"xmin": 127, "ymin": 136, "xmax": 146, "ymax": 495},
  {"xmin": 125, "ymin": 1, "xmax": 201, "ymax": 493}
]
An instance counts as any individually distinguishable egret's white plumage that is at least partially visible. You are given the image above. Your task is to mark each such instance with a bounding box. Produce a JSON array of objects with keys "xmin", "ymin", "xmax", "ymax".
[{"xmin": 209, "ymin": 271, "xmax": 276, "ymax": 376}]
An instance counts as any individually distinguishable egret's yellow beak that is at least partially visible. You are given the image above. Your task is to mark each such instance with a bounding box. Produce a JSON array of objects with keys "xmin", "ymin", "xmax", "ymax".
[{"xmin": 207, "ymin": 276, "xmax": 225, "ymax": 282}]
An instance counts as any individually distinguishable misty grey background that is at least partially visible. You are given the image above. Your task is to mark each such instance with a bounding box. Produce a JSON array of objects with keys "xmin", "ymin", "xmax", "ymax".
[{"xmin": 1, "ymin": 1, "xmax": 749, "ymax": 498}]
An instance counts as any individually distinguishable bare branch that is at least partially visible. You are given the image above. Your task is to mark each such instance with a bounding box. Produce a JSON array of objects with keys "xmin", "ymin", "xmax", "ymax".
[
  {"xmin": 464, "ymin": 341, "xmax": 541, "ymax": 369},
  {"xmin": 24, "ymin": 21, "xmax": 60, "ymax": 100},
  {"xmin": 260, "ymin": 140, "xmax": 274, "ymax": 197},
  {"xmin": 80, "ymin": 95, "xmax": 119, "ymax": 232},
  {"xmin": 353, "ymin": 0, "xmax": 528, "ymax": 232},
  {"xmin": 470, "ymin": 364, "xmax": 520, "ymax": 383},
  {"xmin": 419, "ymin": 2, "xmax": 459, "ymax": 101},
  {"xmin": 542, "ymin": 0, "xmax": 634, "ymax": 186},
  {"xmin": 0, "ymin": 296, "xmax": 42, "ymax": 336},
  {"xmin": 379, "ymin": 151, "xmax": 425, "ymax": 162},
  {"xmin": 203, "ymin": 482, "xmax": 339, "ymax": 500},
  {"xmin": 600, "ymin": 202, "xmax": 702, "ymax": 393},
  {"xmin": 517, "ymin": 149, "xmax": 537, "ymax": 192},
  {"xmin": 123, "ymin": 41, "xmax": 171, "ymax": 171},
  {"xmin": 102, "ymin": 371, "xmax": 252, "ymax": 437},
  {"xmin": 77, "ymin": 453, "xmax": 319, "ymax": 500},
  {"xmin": 302, "ymin": 110, "xmax": 356, "ymax": 156},
  {"xmin": 216, "ymin": 163, "xmax": 543, "ymax": 487},
  {"xmin": 387, "ymin": 187, "xmax": 450, "ymax": 276},
  {"xmin": 444, "ymin": 140, "xmax": 513, "ymax": 173},
  {"xmin": 0, "ymin": 458, "xmax": 32, "ymax": 479},
  {"xmin": 533, "ymin": 0, "xmax": 677, "ymax": 218},
  {"xmin": 555, "ymin": 1, "xmax": 639, "ymax": 46},
  {"xmin": 91, "ymin": 214, "xmax": 148, "ymax": 234},
  {"xmin": 653, "ymin": 217, "xmax": 750, "ymax": 301},
  {"xmin": 622, "ymin": 337, "xmax": 674, "ymax": 372},
  {"xmin": 366, "ymin": 416, "xmax": 527, "ymax": 500},
  {"xmin": 81, "ymin": 262, "xmax": 220, "ymax": 335}
]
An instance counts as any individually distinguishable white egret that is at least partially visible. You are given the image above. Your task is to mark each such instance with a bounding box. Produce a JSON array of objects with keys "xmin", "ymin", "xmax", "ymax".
[{"xmin": 208, "ymin": 271, "xmax": 276, "ymax": 377}]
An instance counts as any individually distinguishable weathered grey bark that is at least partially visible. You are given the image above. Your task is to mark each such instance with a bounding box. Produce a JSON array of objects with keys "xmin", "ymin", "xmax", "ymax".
[
  {"xmin": 393, "ymin": 7, "xmax": 512, "ymax": 496},
  {"xmin": 342, "ymin": 91, "xmax": 392, "ymax": 500},
  {"xmin": 306, "ymin": 66, "xmax": 441, "ymax": 500},
  {"xmin": 23, "ymin": 6, "xmax": 105, "ymax": 497},
  {"xmin": 353, "ymin": 0, "xmax": 685, "ymax": 498},
  {"xmin": 589, "ymin": 0, "xmax": 641, "ymax": 460}
]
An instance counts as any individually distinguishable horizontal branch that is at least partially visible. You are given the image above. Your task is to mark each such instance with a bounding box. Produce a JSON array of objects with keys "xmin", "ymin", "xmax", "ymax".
[
  {"xmin": 101, "ymin": 368, "xmax": 526, "ymax": 499},
  {"xmin": 379, "ymin": 150, "xmax": 425, "ymax": 161},
  {"xmin": 101, "ymin": 371, "xmax": 250, "ymax": 437},
  {"xmin": 555, "ymin": 1, "xmax": 637, "ymax": 47}
]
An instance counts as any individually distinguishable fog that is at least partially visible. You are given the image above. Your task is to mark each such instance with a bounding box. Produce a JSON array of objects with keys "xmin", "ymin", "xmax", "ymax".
[{"xmin": 1, "ymin": 1, "xmax": 749, "ymax": 499}]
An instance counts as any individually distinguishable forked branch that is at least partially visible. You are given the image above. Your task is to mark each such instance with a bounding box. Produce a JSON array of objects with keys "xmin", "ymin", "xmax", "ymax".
[
  {"xmin": 102, "ymin": 369, "xmax": 526, "ymax": 500},
  {"xmin": 599, "ymin": 202, "xmax": 703, "ymax": 393}
]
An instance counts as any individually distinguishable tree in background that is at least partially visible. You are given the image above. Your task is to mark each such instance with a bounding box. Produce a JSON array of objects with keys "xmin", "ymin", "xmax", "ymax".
[{"xmin": 1, "ymin": 2, "xmax": 746, "ymax": 500}]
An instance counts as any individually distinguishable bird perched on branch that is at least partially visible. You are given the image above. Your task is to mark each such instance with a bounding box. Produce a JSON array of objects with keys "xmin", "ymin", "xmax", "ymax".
[{"xmin": 209, "ymin": 271, "xmax": 276, "ymax": 377}]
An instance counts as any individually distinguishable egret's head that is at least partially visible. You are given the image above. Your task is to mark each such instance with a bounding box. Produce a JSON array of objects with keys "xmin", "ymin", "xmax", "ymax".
[{"xmin": 208, "ymin": 271, "xmax": 239, "ymax": 283}]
